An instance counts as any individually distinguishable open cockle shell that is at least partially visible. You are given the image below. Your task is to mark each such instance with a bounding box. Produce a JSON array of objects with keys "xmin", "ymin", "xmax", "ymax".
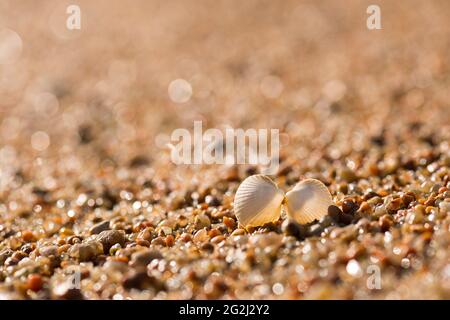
[
  {"xmin": 233, "ymin": 175, "xmax": 285, "ymax": 228},
  {"xmin": 285, "ymin": 179, "xmax": 333, "ymax": 224}
]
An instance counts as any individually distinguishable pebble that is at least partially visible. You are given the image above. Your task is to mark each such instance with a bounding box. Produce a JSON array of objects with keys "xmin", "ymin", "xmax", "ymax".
[
  {"xmin": 39, "ymin": 245, "xmax": 59, "ymax": 257},
  {"xmin": 21, "ymin": 230, "xmax": 36, "ymax": 243},
  {"xmin": 151, "ymin": 237, "xmax": 166, "ymax": 246},
  {"xmin": 387, "ymin": 198, "xmax": 402, "ymax": 213},
  {"xmin": 0, "ymin": 249, "xmax": 13, "ymax": 266},
  {"xmin": 339, "ymin": 168, "xmax": 358, "ymax": 183},
  {"xmin": 327, "ymin": 205, "xmax": 343, "ymax": 221},
  {"xmin": 379, "ymin": 214, "xmax": 394, "ymax": 232},
  {"xmin": 53, "ymin": 282, "xmax": 84, "ymax": 300},
  {"xmin": 130, "ymin": 250, "xmax": 162, "ymax": 267},
  {"xmin": 211, "ymin": 235, "xmax": 225, "ymax": 244},
  {"xmin": 89, "ymin": 221, "xmax": 111, "ymax": 235},
  {"xmin": 401, "ymin": 193, "xmax": 415, "ymax": 207},
  {"xmin": 281, "ymin": 219, "xmax": 307, "ymax": 239},
  {"xmin": 122, "ymin": 270, "xmax": 164, "ymax": 291},
  {"xmin": 223, "ymin": 216, "xmax": 236, "ymax": 229},
  {"xmin": 201, "ymin": 242, "xmax": 215, "ymax": 252},
  {"xmin": 342, "ymin": 199, "xmax": 358, "ymax": 214},
  {"xmin": 137, "ymin": 227, "xmax": 153, "ymax": 242},
  {"xmin": 194, "ymin": 214, "xmax": 211, "ymax": 230},
  {"xmin": 165, "ymin": 234, "xmax": 175, "ymax": 247},
  {"xmin": 179, "ymin": 233, "xmax": 192, "ymax": 243},
  {"xmin": 367, "ymin": 196, "xmax": 383, "ymax": 206},
  {"xmin": 193, "ymin": 228, "xmax": 209, "ymax": 243},
  {"xmin": 58, "ymin": 244, "xmax": 71, "ymax": 254},
  {"xmin": 135, "ymin": 239, "xmax": 150, "ymax": 247},
  {"xmin": 96, "ymin": 230, "xmax": 127, "ymax": 253},
  {"xmin": 69, "ymin": 241, "xmax": 103, "ymax": 261},
  {"xmin": 27, "ymin": 274, "xmax": 44, "ymax": 292},
  {"xmin": 231, "ymin": 228, "xmax": 246, "ymax": 236},
  {"xmin": 208, "ymin": 228, "xmax": 221, "ymax": 238}
]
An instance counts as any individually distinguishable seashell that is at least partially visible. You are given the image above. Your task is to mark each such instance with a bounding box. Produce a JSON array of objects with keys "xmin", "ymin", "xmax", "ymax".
[
  {"xmin": 234, "ymin": 175, "xmax": 285, "ymax": 228},
  {"xmin": 285, "ymin": 179, "xmax": 334, "ymax": 224}
]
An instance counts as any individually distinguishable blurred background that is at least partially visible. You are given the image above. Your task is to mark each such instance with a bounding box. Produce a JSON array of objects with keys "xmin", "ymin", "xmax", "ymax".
[{"xmin": 1, "ymin": 0, "xmax": 449, "ymax": 171}]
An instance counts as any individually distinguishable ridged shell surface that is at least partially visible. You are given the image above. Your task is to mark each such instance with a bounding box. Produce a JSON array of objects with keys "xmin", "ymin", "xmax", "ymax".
[
  {"xmin": 234, "ymin": 175, "xmax": 285, "ymax": 228},
  {"xmin": 285, "ymin": 179, "xmax": 333, "ymax": 224}
]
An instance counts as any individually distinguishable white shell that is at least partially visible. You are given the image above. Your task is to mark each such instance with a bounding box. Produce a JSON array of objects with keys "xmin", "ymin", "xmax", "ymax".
[
  {"xmin": 285, "ymin": 179, "xmax": 333, "ymax": 224},
  {"xmin": 234, "ymin": 175, "xmax": 285, "ymax": 228}
]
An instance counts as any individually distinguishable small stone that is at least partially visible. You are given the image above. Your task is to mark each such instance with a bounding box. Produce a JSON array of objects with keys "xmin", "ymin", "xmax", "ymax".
[
  {"xmin": 135, "ymin": 239, "xmax": 150, "ymax": 247},
  {"xmin": 159, "ymin": 226, "xmax": 172, "ymax": 236},
  {"xmin": 211, "ymin": 235, "xmax": 225, "ymax": 244},
  {"xmin": 0, "ymin": 249, "xmax": 13, "ymax": 266},
  {"xmin": 53, "ymin": 282, "xmax": 84, "ymax": 299},
  {"xmin": 281, "ymin": 219, "xmax": 307, "ymax": 239},
  {"xmin": 96, "ymin": 230, "xmax": 127, "ymax": 253},
  {"xmin": 27, "ymin": 274, "xmax": 44, "ymax": 292},
  {"xmin": 69, "ymin": 241, "xmax": 103, "ymax": 262},
  {"xmin": 231, "ymin": 228, "xmax": 246, "ymax": 236},
  {"xmin": 179, "ymin": 233, "xmax": 192, "ymax": 243},
  {"xmin": 379, "ymin": 214, "xmax": 394, "ymax": 232},
  {"xmin": 130, "ymin": 249, "xmax": 162, "ymax": 267},
  {"xmin": 4, "ymin": 257, "xmax": 19, "ymax": 267},
  {"xmin": 424, "ymin": 195, "xmax": 436, "ymax": 207},
  {"xmin": 328, "ymin": 205, "xmax": 343, "ymax": 221},
  {"xmin": 137, "ymin": 227, "xmax": 153, "ymax": 242},
  {"xmin": 151, "ymin": 237, "xmax": 166, "ymax": 246},
  {"xmin": 373, "ymin": 205, "xmax": 387, "ymax": 218},
  {"xmin": 193, "ymin": 228, "xmax": 209, "ymax": 243},
  {"xmin": 39, "ymin": 245, "xmax": 59, "ymax": 257},
  {"xmin": 194, "ymin": 214, "xmax": 211, "ymax": 230},
  {"xmin": 122, "ymin": 270, "xmax": 164, "ymax": 291},
  {"xmin": 363, "ymin": 191, "xmax": 379, "ymax": 200},
  {"xmin": 201, "ymin": 242, "xmax": 215, "ymax": 252},
  {"xmin": 109, "ymin": 243, "xmax": 122, "ymax": 255},
  {"xmin": 387, "ymin": 198, "xmax": 402, "ymax": 213},
  {"xmin": 438, "ymin": 187, "xmax": 448, "ymax": 194},
  {"xmin": 59, "ymin": 227, "xmax": 74, "ymax": 236},
  {"xmin": 89, "ymin": 221, "xmax": 110, "ymax": 235},
  {"xmin": 339, "ymin": 213, "xmax": 354, "ymax": 225},
  {"xmin": 327, "ymin": 205, "xmax": 352, "ymax": 224},
  {"xmin": 401, "ymin": 193, "xmax": 415, "ymax": 207},
  {"xmin": 342, "ymin": 199, "xmax": 358, "ymax": 214},
  {"xmin": 165, "ymin": 234, "xmax": 175, "ymax": 247},
  {"xmin": 339, "ymin": 167, "xmax": 358, "ymax": 183},
  {"xmin": 223, "ymin": 216, "xmax": 236, "ymax": 229},
  {"xmin": 367, "ymin": 196, "xmax": 383, "ymax": 206},
  {"xmin": 21, "ymin": 230, "xmax": 36, "ymax": 242}
]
